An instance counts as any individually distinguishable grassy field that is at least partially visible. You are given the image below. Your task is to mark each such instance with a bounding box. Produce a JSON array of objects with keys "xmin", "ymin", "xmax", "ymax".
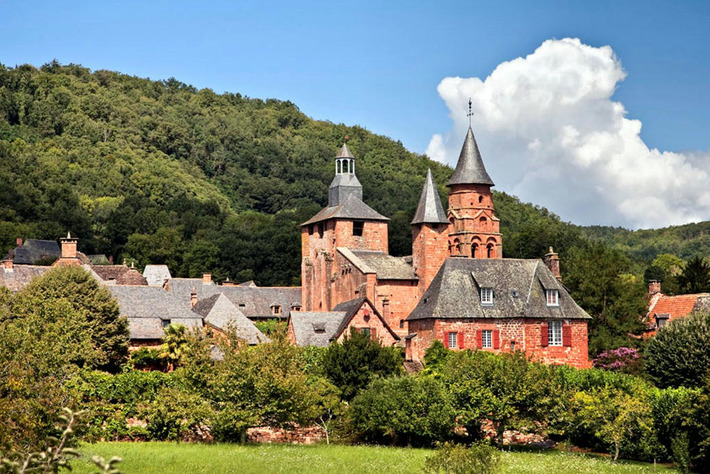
[{"xmin": 73, "ymin": 443, "xmax": 678, "ymax": 473}]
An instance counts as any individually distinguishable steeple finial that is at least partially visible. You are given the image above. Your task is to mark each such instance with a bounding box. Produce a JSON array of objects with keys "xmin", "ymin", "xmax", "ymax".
[{"xmin": 467, "ymin": 98, "xmax": 473, "ymax": 127}]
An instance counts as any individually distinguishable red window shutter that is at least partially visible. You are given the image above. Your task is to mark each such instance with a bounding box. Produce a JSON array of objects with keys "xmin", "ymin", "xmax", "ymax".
[
  {"xmin": 541, "ymin": 323, "xmax": 549, "ymax": 347},
  {"xmin": 444, "ymin": 333, "xmax": 450, "ymax": 348},
  {"xmin": 458, "ymin": 332, "xmax": 464, "ymax": 349},
  {"xmin": 563, "ymin": 324, "xmax": 572, "ymax": 347},
  {"xmin": 493, "ymin": 329, "xmax": 500, "ymax": 349},
  {"xmin": 476, "ymin": 330, "xmax": 483, "ymax": 349},
  {"xmin": 371, "ymin": 327, "xmax": 377, "ymax": 341}
]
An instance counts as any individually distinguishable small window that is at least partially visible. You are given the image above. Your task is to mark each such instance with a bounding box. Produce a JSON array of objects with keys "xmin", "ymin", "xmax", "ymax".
[
  {"xmin": 480, "ymin": 288, "xmax": 493, "ymax": 305},
  {"xmin": 399, "ymin": 319, "xmax": 405, "ymax": 329},
  {"xmin": 308, "ymin": 225, "xmax": 314, "ymax": 236},
  {"xmin": 478, "ymin": 196, "xmax": 483, "ymax": 203},
  {"xmin": 238, "ymin": 303, "xmax": 246, "ymax": 307},
  {"xmin": 292, "ymin": 305, "xmax": 301, "ymax": 312},
  {"xmin": 353, "ymin": 221, "xmax": 364, "ymax": 236},
  {"xmin": 546, "ymin": 289, "xmax": 559, "ymax": 306},
  {"xmin": 316, "ymin": 224, "xmax": 323, "ymax": 237},
  {"xmin": 360, "ymin": 327, "xmax": 371, "ymax": 337},
  {"xmin": 162, "ymin": 319, "xmax": 171, "ymax": 328},
  {"xmin": 271, "ymin": 305, "xmax": 282, "ymax": 316},
  {"xmin": 548, "ymin": 320, "xmax": 562, "ymax": 346},
  {"xmin": 448, "ymin": 332, "xmax": 458, "ymax": 349},
  {"xmin": 481, "ymin": 330, "xmax": 492, "ymax": 348}
]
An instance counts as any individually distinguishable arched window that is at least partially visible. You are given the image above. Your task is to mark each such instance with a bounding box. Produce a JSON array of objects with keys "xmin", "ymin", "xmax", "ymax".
[
  {"xmin": 453, "ymin": 238, "xmax": 461, "ymax": 254},
  {"xmin": 480, "ymin": 216, "xmax": 488, "ymax": 227},
  {"xmin": 479, "ymin": 195, "xmax": 483, "ymax": 203},
  {"xmin": 487, "ymin": 244, "xmax": 495, "ymax": 258},
  {"xmin": 471, "ymin": 243, "xmax": 479, "ymax": 259}
]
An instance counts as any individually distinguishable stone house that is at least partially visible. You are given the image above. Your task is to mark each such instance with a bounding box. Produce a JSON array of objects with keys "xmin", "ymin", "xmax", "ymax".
[{"xmin": 645, "ymin": 280, "xmax": 710, "ymax": 336}]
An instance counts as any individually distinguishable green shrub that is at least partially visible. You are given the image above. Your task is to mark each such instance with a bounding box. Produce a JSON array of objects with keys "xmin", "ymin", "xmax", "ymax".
[
  {"xmin": 142, "ymin": 386, "xmax": 214, "ymax": 442},
  {"xmin": 645, "ymin": 311, "xmax": 710, "ymax": 388},
  {"xmin": 423, "ymin": 441, "xmax": 500, "ymax": 474},
  {"xmin": 348, "ymin": 376, "xmax": 456, "ymax": 446},
  {"xmin": 129, "ymin": 347, "xmax": 166, "ymax": 371},
  {"xmin": 322, "ymin": 329, "xmax": 403, "ymax": 401}
]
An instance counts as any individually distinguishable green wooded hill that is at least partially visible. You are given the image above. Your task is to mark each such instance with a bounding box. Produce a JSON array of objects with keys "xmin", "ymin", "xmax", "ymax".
[{"xmin": 0, "ymin": 61, "xmax": 703, "ymax": 287}]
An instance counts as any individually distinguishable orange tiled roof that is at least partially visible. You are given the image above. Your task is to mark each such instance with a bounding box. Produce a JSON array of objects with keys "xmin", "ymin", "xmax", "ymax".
[{"xmin": 650, "ymin": 294, "xmax": 700, "ymax": 319}]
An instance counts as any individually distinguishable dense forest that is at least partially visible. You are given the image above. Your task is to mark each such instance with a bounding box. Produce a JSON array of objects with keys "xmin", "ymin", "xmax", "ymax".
[{"xmin": 1, "ymin": 62, "xmax": 709, "ymax": 353}]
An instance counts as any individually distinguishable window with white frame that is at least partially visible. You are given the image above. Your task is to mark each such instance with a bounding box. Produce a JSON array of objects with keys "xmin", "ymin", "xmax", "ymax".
[
  {"xmin": 548, "ymin": 320, "xmax": 563, "ymax": 346},
  {"xmin": 546, "ymin": 289, "xmax": 559, "ymax": 306},
  {"xmin": 448, "ymin": 332, "xmax": 458, "ymax": 349},
  {"xmin": 481, "ymin": 330, "xmax": 492, "ymax": 348},
  {"xmin": 480, "ymin": 288, "xmax": 493, "ymax": 305}
]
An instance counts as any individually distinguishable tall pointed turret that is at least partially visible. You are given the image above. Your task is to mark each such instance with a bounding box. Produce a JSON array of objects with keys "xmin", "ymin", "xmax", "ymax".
[
  {"xmin": 447, "ymin": 126, "xmax": 494, "ymax": 187},
  {"xmin": 328, "ymin": 142, "xmax": 362, "ymax": 206},
  {"xmin": 412, "ymin": 169, "xmax": 448, "ymax": 225}
]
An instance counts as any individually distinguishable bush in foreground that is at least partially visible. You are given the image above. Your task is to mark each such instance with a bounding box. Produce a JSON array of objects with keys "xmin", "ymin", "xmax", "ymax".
[{"xmin": 423, "ymin": 442, "xmax": 500, "ymax": 474}]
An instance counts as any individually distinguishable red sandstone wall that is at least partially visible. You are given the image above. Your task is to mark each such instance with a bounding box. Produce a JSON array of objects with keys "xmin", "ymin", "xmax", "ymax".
[
  {"xmin": 336, "ymin": 299, "xmax": 398, "ymax": 346},
  {"xmin": 375, "ymin": 279, "xmax": 419, "ymax": 336},
  {"xmin": 407, "ymin": 318, "xmax": 589, "ymax": 369},
  {"xmin": 412, "ymin": 224, "xmax": 449, "ymax": 297},
  {"xmin": 447, "ymin": 184, "xmax": 502, "ymax": 259}
]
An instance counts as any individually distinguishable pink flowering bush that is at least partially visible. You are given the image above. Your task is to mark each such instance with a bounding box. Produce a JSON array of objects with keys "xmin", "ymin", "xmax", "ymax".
[{"xmin": 593, "ymin": 347, "xmax": 642, "ymax": 375}]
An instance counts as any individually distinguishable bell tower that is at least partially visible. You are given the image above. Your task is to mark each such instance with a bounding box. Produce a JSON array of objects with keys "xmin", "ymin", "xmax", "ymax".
[{"xmin": 447, "ymin": 100, "xmax": 502, "ymax": 259}]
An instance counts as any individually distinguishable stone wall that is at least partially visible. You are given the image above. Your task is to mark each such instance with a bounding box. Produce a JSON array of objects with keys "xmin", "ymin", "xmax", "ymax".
[{"xmin": 246, "ymin": 425, "xmax": 326, "ymax": 444}]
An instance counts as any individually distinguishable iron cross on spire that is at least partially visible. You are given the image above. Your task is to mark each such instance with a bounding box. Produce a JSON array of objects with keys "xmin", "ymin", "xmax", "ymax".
[{"xmin": 467, "ymin": 98, "xmax": 474, "ymax": 126}]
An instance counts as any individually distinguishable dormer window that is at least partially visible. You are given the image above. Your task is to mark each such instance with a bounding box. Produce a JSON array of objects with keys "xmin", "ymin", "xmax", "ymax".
[
  {"xmin": 480, "ymin": 288, "xmax": 493, "ymax": 305},
  {"xmin": 546, "ymin": 289, "xmax": 559, "ymax": 306},
  {"xmin": 271, "ymin": 305, "xmax": 282, "ymax": 316}
]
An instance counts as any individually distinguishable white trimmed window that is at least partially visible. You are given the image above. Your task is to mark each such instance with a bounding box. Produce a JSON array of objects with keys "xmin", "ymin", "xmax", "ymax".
[
  {"xmin": 481, "ymin": 330, "xmax": 492, "ymax": 348},
  {"xmin": 448, "ymin": 332, "xmax": 458, "ymax": 349},
  {"xmin": 480, "ymin": 288, "xmax": 493, "ymax": 305},
  {"xmin": 546, "ymin": 289, "xmax": 559, "ymax": 306},
  {"xmin": 548, "ymin": 320, "xmax": 563, "ymax": 346}
]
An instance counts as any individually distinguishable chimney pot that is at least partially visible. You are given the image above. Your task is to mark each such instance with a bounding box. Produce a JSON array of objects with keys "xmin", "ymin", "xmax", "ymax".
[
  {"xmin": 190, "ymin": 287, "xmax": 198, "ymax": 309},
  {"xmin": 544, "ymin": 247, "xmax": 561, "ymax": 281},
  {"xmin": 649, "ymin": 280, "xmax": 662, "ymax": 296}
]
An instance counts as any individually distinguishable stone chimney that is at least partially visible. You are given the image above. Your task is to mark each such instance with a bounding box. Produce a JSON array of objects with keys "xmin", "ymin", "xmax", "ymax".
[
  {"xmin": 16, "ymin": 237, "xmax": 23, "ymax": 247},
  {"xmin": 60, "ymin": 232, "xmax": 78, "ymax": 259},
  {"xmin": 190, "ymin": 288, "xmax": 198, "ymax": 309},
  {"xmin": 2, "ymin": 259, "xmax": 13, "ymax": 271},
  {"xmin": 108, "ymin": 255, "xmax": 114, "ymax": 264},
  {"xmin": 648, "ymin": 280, "xmax": 662, "ymax": 296},
  {"xmin": 202, "ymin": 273, "xmax": 212, "ymax": 285},
  {"xmin": 544, "ymin": 247, "xmax": 561, "ymax": 281}
]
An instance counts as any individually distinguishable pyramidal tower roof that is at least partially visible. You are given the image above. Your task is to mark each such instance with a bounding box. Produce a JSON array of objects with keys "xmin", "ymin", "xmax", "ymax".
[
  {"xmin": 447, "ymin": 126, "xmax": 494, "ymax": 187},
  {"xmin": 336, "ymin": 142, "xmax": 355, "ymax": 158},
  {"xmin": 412, "ymin": 169, "xmax": 449, "ymax": 225}
]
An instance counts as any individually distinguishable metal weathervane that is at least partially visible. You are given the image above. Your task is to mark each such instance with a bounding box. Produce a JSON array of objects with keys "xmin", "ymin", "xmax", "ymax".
[{"xmin": 467, "ymin": 98, "xmax": 474, "ymax": 126}]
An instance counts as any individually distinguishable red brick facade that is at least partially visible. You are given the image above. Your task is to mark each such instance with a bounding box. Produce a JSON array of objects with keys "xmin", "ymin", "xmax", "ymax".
[
  {"xmin": 407, "ymin": 318, "xmax": 590, "ymax": 369},
  {"xmin": 447, "ymin": 183, "xmax": 502, "ymax": 259}
]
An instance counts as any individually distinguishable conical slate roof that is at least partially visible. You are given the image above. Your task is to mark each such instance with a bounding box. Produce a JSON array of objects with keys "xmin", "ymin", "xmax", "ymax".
[
  {"xmin": 447, "ymin": 126, "xmax": 494, "ymax": 186},
  {"xmin": 336, "ymin": 143, "xmax": 355, "ymax": 158},
  {"xmin": 412, "ymin": 169, "xmax": 449, "ymax": 225}
]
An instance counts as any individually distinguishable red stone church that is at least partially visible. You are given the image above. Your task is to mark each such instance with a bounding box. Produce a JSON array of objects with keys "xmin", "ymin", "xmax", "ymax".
[{"xmin": 299, "ymin": 122, "xmax": 591, "ymax": 368}]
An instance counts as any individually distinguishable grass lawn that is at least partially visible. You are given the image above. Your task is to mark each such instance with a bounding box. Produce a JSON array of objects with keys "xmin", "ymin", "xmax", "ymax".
[{"xmin": 73, "ymin": 442, "xmax": 678, "ymax": 473}]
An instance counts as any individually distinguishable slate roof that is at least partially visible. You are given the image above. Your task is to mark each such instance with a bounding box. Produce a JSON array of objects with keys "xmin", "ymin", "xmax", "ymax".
[
  {"xmin": 407, "ymin": 258, "xmax": 591, "ymax": 321},
  {"xmin": 412, "ymin": 169, "xmax": 449, "ymax": 225},
  {"xmin": 0, "ymin": 265, "xmax": 51, "ymax": 292},
  {"xmin": 166, "ymin": 278, "xmax": 302, "ymax": 320},
  {"xmin": 143, "ymin": 265, "xmax": 172, "ymax": 287},
  {"xmin": 92, "ymin": 265, "xmax": 148, "ymax": 285},
  {"xmin": 339, "ymin": 248, "xmax": 417, "ymax": 280},
  {"xmin": 192, "ymin": 294, "xmax": 268, "ymax": 344},
  {"xmin": 11, "ymin": 239, "xmax": 61, "ymax": 264},
  {"xmin": 289, "ymin": 311, "xmax": 346, "ymax": 347},
  {"xmin": 336, "ymin": 143, "xmax": 355, "ymax": 158},
  {"xmin": 108, "ymin": 286, "xmax": 203, "ymax": 340},
  {"xmin": 301, "ymin": 194, "xmax": 389, "ymax": 226},
  {"xmin": 447, "ymin": 126, "xmax": 494, "ymax": 187}
]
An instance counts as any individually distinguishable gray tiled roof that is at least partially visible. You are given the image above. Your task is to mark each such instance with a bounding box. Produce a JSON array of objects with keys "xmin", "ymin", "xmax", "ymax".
[
  {"xmin": 143, "ymin": 265, "xmax": 172, "ymax": 287},
  {"xmin": 412, "ymin": 169, "xmax": 449, "ymax": 225},
  {"xmin": 447, "ymin": 126, "xmax": 494, "ymax": 187},
  {"xmin": 290, "ymin": 311, "xmax": 346, "ymax": 347},
  {"xmin": 407, "ymin": 258, "xmax": 591, "ymax": 321},
  {"xmin": 340, "ymin": 249, "xmax": 417, "ymax": 280},
  {"xmin": 92, "ymin": 265, "xmax": 147, "ymax": 285},
  {"xmin": 166, "ymin": 278, "xmax": 302, "ymax": 320},
  {"xmin": 301, "ymin": 194, "xmax": 389, "ymax": 226},
  {"xmin": 0, "ymin": 265, "xmax": 51, "ymax": 292},
  {"xmin": 12, "ymin": 239, "xmax": 61, "ymax": 264},
  {"xmin": 192, "ymin": 294, "xmax": 268, "ymax": 344},
  {"xmin": 108, "ymin": 286, "xmax": 203, "ymax": 340}
]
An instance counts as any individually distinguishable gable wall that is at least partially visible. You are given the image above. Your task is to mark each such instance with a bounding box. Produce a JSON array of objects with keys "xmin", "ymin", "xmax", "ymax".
[
  {"xmin": 335, "ymin": 299, "xmax": 398, "ymax": 347},
  {"xmin": 375, "ymin": 279, "xmax": 419, "ymax": 337}
]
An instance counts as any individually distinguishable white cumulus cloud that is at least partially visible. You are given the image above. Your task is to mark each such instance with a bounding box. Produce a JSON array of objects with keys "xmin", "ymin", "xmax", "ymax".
[{"xmin": 429, "ymin": 37, "xmax": 710, "ymax": 229}]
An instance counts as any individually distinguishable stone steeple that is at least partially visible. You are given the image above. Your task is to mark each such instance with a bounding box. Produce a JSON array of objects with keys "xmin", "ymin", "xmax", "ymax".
[
  {"xmin": 328, "ymin": 142, "xmax": 363, "ymax": 206},
  {"xmin": 447, "ymin": 126, "xmax": 494, "ymax": 187},
  {"xmin": 412, "ymin": 169, "xmax": 448, "ymax": 225}
]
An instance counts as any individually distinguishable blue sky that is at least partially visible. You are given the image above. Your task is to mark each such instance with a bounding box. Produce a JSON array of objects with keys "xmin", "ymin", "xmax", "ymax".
[{"xmin": 2, "ymin": 1, "xmax": 710, "ymax": 227}]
